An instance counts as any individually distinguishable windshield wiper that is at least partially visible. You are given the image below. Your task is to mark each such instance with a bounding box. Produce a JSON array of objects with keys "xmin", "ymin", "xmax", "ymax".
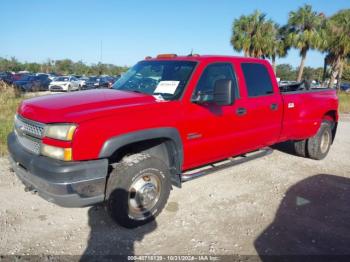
[{"xmin": 129, "ymin": 90, "xmax": 144, "ymax": 94}]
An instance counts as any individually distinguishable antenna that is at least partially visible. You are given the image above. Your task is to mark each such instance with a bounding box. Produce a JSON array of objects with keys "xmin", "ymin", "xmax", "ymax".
[{"xmin": 188, "ymin": 48, "xmax": 193, "ymax": 56}]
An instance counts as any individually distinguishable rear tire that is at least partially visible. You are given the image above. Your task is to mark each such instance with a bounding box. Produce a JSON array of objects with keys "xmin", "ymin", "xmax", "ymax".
[
  {"xmin": 307, "ymin": 120, "xmax": 333, "ymax": 160},
  {"xmin": 293, "ymin": 139, "xmax": 307, "ymax": 157},
  {"xmin": 106, "ymin": 153, "xmax": 171, "ymax": 228}
]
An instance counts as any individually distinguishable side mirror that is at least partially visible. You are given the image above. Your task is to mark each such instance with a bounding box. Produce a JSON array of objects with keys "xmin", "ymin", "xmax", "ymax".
[{"xmin": 213, "ymin": 79, "xmax": 234, "ymax": 106}]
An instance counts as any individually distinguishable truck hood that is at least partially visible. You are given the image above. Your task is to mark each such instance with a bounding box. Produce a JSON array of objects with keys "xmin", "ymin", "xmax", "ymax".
[{"xmin": 18, "ymin": 89, "xmax": 158, "ymax": 123}]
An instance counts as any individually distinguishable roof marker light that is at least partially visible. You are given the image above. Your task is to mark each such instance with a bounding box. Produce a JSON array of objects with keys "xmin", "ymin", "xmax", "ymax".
[{"xmin": 156, "ymin": 54, "xmax": 177, "ymax": 59}]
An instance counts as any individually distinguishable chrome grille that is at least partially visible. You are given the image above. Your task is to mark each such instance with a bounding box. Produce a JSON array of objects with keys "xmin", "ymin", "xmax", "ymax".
[
  {"xmin": 14, "ymin": 115, "xmax": 46, "ymax": 155},
  {"xmin": 14, "ymin": 115, "xmax": 45, "ymax": 138},
  {"xmin": 15, "ymin": 131, "xmax": 41, "ymax": 154}
]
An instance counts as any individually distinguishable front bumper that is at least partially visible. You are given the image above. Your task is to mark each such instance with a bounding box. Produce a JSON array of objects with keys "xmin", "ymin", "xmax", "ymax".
[
  {"xmin": 7, "ymin": 132, "xmax": 108, "ymax": 207},
  {"xmin": 49, "ymin": 85, "xmax": 67, "ymax": 91}
]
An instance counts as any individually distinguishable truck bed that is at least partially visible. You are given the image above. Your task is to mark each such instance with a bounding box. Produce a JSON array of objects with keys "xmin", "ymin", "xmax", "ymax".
[{"xmin": 279, "ymin": 87, "xmax": 338, "ymax": 142}]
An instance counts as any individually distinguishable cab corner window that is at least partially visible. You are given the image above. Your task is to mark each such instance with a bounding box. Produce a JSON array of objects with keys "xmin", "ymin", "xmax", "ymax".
[
  {"xmin": 192, "ymin": 63, "xmax": 238, "ymax": 103},
  {"xmin": 241, "ymin": 63, "xmax": 273, "ymax": 97}
]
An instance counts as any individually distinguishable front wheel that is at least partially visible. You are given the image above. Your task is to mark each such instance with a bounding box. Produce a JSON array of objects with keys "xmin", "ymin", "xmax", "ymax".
[
  {"xmin": 106, "ymin": 153, "xmax": 171, "ymax": 228},
  {"xmin": 307, "ymin": 120, "xmax": 333, "ymax": 160}
]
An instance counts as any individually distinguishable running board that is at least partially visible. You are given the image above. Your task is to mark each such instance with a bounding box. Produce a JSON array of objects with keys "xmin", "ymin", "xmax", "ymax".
[{"xmin": 181, "ymin": 148, "xmax": 273, "ymax": 182}]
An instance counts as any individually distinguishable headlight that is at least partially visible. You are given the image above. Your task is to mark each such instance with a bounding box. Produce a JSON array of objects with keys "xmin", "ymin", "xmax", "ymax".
[
  {"xmin": 41, "ymin": 144, "xmax": 72, "ymax": 161},
  {"xmin": 44, "ymin": 124, "xmax": 77, "ymax": 141}
]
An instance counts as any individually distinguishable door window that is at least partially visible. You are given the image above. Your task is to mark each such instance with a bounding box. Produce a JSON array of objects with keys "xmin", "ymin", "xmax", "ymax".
[{"xmin": 192, "ymin": 63, "xmax": 239, "ymax": 102}]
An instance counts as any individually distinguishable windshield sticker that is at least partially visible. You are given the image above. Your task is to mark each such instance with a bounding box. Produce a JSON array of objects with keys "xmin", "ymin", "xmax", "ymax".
[{"xmin": 154, "ymin": 81, "xmax": 180, "ymax": 94}]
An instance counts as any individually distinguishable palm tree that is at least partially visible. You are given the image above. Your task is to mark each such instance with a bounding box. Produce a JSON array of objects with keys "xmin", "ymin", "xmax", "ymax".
[
  {"xmin": 231, "ymin": 14, "xmax": 252, "ymax": 57},
  {"xmin": 286, "ymin": 5, "xmax": 325, "ymax": 82},
  {"xmin": 324, "ymin": 9, "xmax": 350, "ymax": 88},
  {"xmin": 231, "ymin": 11, "xmax": 280, "ymax": 60},
  {"xmin": 265, "ymin": 24, "xmax": 290, "ymax": 73}
]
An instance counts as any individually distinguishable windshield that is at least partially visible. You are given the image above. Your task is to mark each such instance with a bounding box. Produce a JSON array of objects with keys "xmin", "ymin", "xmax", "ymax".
[
  {"xmin": 56, "ymin": 77, "xmax": 69, "ymax": 81},
  {"xmin": 112, "ymin": 61, "xmax": 196, "ymax": 100}
]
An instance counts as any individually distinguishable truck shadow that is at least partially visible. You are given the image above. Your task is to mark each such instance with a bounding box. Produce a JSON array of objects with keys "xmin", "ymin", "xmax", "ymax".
[
  {"xmin": 80, "ymin": 189, "xmax": 157, "ymax": 261},
  {"xmin": 271, "ymin": 141, "xmax": 297, "ymax": 156},
  {"xmin": 254, "ymin": 174, "xmax": 350, "ymax": 259}
]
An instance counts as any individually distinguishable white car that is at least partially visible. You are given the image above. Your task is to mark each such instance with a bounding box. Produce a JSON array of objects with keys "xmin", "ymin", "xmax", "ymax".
[
  {"xmin": 49, "ymin": 76, "xmax": 80, "ymax": 92},
  {"xmin": 77, "ymin": 76, "xmax": 89, "ymax": 88}
]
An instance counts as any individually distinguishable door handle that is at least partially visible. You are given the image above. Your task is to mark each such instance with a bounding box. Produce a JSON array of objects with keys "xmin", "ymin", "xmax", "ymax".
[
  {"xmin": 270, "ymin": 103, "xmax": 278, "ymax": 111},
  {"xmin": 236, "ymin": 107, "xmax": 247, "ymax": 116}
]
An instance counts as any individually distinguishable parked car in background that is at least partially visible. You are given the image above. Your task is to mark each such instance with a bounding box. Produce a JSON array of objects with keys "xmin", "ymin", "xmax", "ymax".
[
  {"xmin": 104, "ymin": 76, "xmax": 117, "ymax": 88},
  {"xmin": 12, "ymin": 73, "xmax": 30, "ymax": 82},
  {"xmin": 0, "ymin": 72, "xmax": 14, "ymax": 84},
  {"xmin": 77, "ymin": 76, "xmax": 89, "ymax": 88},
  {"xmin": 83, "ymin": 76, "xmax": 98, "ymax": 89},
  {"xmin": 47, "ymin": 73, "xmax": 59, "ymax": 81},
  {"xmin": 13, "ymin": 74, "xmax": 51, "ymax": 91},
  {"xmin": 83, "ymin": 76, "xmax": 117, "ymax": 89},
  {"xmin": 49, "ymin": 76, "xmax": 80, "ymax": 92},
  {"xmin": 340, "ymin": 82, "xmax": 350, "ymax": 92}
]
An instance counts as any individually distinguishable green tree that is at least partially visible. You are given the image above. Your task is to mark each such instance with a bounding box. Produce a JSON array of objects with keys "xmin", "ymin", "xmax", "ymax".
[
  {"xmin": 286, "ymin": 4, "xmax": 325, "ymax": 82},
  {"xmin": 231, "ymin": 11, "xmax": 276, "ymax": 58},
  {"xmin": 25, "ymin": 62, "xmax": 41, "ymax": 73},
  {"xmin": 54, "ymin": 59, "xmax": 74, "ymax": 75},
  {"xmin": 276, "ymin": 64, "xmax": 297, "ymax": 80},
  {"xmin": 231, "ymin": 13, "xmax": 252, "ymax": 57},
  {"xmin": 266, "ymin": 24, "xmax": 290, "ymax": 73},
  {"xmin": 342, "ymin": 60, "xmax": 350, "ymax": 82},
  {"xmin": 41, "ymin": 59, "xmax": 54, "ymax": 73},
  {"xmin": 302, "ymin": 66, "xmax": 323, "ymax": 81},
  {"xmin": 323, "ymin": 9, "xmax": 350, "ymax": 88},
  {"xmin": 73, "ymin": 61, "xmax": 90, "ymax": 75},
  {"xmin": 0, "ymin": 56, "xmax": 129, "ymax": 76},
  {"xmin": 0, "ymin": 57, "xmax": 24, "ymax": 72}
]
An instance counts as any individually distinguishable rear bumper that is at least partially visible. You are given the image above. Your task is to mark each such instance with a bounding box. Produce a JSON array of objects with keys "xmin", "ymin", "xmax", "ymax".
[{"xmin": 7, "ymin": 132, "xmax": 108, "ymax": 207}]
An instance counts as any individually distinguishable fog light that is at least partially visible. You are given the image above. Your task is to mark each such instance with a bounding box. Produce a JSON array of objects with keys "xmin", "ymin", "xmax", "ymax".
[{"xmin": 41, "ymin": 144, "xmax": 72, "ymax": 161}]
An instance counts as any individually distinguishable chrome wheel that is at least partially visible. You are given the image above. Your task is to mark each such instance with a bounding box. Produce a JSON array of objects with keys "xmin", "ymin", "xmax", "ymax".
[
  {"xmin": 128, "ymin": 173, "xmax": 161, "ymax": 220},
  {"xmin": 320, "ymin": 130, "xmax": 330, "ymax": 154}
]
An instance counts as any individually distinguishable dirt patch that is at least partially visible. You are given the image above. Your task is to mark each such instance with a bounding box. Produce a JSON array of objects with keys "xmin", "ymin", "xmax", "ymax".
[{"xmin": 0, "ymin": 122, "xmax": 350, "ymax": 256}]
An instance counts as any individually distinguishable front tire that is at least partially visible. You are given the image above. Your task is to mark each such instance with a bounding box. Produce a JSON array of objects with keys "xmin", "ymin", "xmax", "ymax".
[
  {"xmin": 307, "ymin": 120, "xmax": 333, "ymax": 160},
  {"xmin": 106, "ymin": 153, "xmax": 171, "ymax": 228}
]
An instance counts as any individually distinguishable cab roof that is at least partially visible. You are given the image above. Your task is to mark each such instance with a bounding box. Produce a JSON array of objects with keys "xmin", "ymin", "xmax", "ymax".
[{"xmin": 144, "ymin": 54, "xmax": 267, "ymax": 64}]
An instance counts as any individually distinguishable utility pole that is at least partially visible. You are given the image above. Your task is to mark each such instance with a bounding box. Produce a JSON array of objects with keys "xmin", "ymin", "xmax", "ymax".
[{"xmin": 99, "ymin": 40, "xmax": 103, "ymax": 75}]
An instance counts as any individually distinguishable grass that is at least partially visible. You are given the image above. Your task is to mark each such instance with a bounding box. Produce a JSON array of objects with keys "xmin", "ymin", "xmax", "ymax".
[
  {"xmin": 0, "ymin": 82, "xmax": 350, "ymax": 156},
  {"xmin": 0, "ymin": 82, "xmax": 25, "ymax": 155},
  {"xmin": 338, "ymin": 91, "xmax": 350, "ymax": 114}
]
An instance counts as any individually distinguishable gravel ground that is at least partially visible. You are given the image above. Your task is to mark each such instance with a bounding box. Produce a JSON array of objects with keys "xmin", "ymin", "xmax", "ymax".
[{"xmin": 0, "ymin": 119, "xmax": 350, "ymax": 258}]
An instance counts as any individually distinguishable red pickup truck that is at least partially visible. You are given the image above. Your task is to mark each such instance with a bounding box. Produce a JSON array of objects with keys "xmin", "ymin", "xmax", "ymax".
[{"xmin": 8, "ymin": 54, "xmax": 338, "ymax": 228}]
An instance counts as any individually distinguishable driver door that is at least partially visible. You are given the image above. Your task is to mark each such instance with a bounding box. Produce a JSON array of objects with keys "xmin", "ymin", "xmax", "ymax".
[{"xmin": 182, "ymin": 63, "xmax": 250, "ymax": 169}]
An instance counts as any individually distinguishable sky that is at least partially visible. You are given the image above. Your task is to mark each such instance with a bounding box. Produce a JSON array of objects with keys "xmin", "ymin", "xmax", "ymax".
[{"xmin": 1, "ymin": 0, "xmax": 349, "ymax": 68}]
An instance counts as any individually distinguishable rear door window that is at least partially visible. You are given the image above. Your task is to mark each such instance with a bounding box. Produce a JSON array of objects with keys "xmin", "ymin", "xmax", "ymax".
[{"xmin": 241, "ymin": 63, "xmax": 273, "ymax": 97}]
